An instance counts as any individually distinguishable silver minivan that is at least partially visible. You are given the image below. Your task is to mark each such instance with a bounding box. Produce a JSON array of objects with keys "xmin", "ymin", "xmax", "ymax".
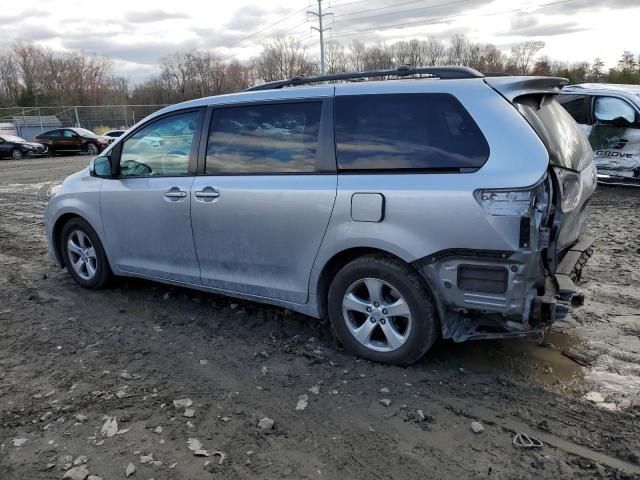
[{"xmin": 45, "ymin": 67, "xmax": 596, "ymax": 365}]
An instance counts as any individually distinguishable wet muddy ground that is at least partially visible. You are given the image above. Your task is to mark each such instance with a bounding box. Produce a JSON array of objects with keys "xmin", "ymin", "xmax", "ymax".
[{"xmin": 1, "ymin": 155, "xmax": 639, "ymax": 479}]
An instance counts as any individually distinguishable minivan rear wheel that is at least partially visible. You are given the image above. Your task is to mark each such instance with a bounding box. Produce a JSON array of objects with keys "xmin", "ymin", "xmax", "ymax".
[
  {"xmin": 60, "ymin": 218, "xmax": 112, "ymax": 289},
  {"xmin": 327, "ymin": 254, "xmax": 438, "ymax": 366}
]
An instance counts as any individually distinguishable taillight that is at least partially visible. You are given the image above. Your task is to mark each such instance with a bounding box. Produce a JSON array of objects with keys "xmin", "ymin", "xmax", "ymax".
[
  {"xmin": 474, "ymin": 175, "xmax": 549, "ymax": 217},
  {"xmin": 474, "ymin": 189, "xmax": 534, "ymax": 216},
  {"xmin": 552, "ymin": 166, "xmax": 582, "ymax": 213}
]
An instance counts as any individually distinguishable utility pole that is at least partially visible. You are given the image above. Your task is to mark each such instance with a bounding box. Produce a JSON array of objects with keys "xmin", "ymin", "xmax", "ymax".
[{"xmin": 308, "ymin": 0, "xmax": 332, "ymax": 75}]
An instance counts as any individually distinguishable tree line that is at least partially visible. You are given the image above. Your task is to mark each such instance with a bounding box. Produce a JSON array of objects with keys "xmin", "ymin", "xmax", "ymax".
[{"xmin": 0, "ymin": 37, "xmax": 639, "ymax": 108}]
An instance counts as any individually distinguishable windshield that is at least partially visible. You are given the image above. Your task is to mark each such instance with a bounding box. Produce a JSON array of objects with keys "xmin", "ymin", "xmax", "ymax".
[
  {"xmin": 0, "ymin": 135, "xmax": 27, "ymax": 143},
  {"xmin": 73, "ymin": 128, "xmax": 97, "ymax": 137}
]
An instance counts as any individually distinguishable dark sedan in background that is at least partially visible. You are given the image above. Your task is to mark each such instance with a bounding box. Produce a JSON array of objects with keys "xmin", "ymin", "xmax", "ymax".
[
  {"xmin": 0, "ymin": 135, "xmax": 46, "ymax": 160},
  {"xmin": 33, "ymin": 128, "xmax": 108, "ymax": 156}
]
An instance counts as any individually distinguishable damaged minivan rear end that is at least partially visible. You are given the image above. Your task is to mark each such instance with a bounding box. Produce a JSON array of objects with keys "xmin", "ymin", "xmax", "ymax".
[{"xmin": 418, "ymin": 76, "xmax": 597, "ymax": 347}]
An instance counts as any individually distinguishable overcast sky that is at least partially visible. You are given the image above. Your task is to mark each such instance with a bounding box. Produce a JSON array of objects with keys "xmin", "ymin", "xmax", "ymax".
[{"xmin": 1, "ymin": 0, "xmax": 639, "ymax": 83}]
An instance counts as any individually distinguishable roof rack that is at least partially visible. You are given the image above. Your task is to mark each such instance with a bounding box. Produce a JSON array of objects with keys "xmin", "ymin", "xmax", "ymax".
[{"xmin": 244, "ymin": 65, "xmax": 484, "ymax": 92}]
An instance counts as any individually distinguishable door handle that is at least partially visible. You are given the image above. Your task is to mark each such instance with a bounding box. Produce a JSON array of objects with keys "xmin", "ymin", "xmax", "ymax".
[
  {"xmin": 194, "ymin": 187, "xmax": 220, "ymax": 201},
  {"xmin": 163, "ymin": 188, "xmax": 187, "ymax": 200}
]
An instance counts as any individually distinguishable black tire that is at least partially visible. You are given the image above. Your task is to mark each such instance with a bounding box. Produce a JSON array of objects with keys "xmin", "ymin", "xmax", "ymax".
[
  {"xmin": 86, "ymin": 143, "xmax": 99, "ymax": 155},
  {"xmin": 11, "ymin": 148, "xmax": 23, "ymax": 160},
  {"xmin": 327, "ymin": 254, "xmax": 439, "ymax": 366},
  {"xmin": 60, "ymin": 217, "xmax": 112, "ymax": 289},
  {"xmin": 48, "ymin": 146, "xmax": 56, "ymax": 157}
]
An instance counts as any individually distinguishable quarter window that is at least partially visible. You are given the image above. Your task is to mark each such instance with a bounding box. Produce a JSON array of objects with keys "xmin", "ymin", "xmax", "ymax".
[
  {"xmin": 119, "ymin": 111, "xmax": 200, "ymax": 177},
  {"xmin": 335, "ymin": 93, "xmax": 489, "ymax": 171},
  {"xmin": 206, "ymin": 102, "xmax": 322, "ymax": 174}
]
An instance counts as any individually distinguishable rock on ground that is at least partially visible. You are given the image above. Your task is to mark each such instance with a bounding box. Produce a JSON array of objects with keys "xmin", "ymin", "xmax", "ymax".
[{"xmin": 63, "ymin": 465, "xmax": 90, "ymax": 480}]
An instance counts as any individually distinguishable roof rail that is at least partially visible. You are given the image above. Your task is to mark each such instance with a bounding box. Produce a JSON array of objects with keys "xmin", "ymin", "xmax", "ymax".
[{"xmin": 244, "ymin": 65, "xmax": 484, "ymax": 92}]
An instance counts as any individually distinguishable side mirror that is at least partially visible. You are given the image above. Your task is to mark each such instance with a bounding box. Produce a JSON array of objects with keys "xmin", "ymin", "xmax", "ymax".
[{"xmin": 89, "ymin": 156, "xmax": 113, "ymax": 178}]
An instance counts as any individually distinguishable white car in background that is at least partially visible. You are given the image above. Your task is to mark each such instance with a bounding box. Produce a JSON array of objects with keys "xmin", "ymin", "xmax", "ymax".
[
  {"xmin": 98, "ymin": 130, "xmax": 126, "ymax": 146},
  {"xmin": 558, "ymin": 84, "xmax": 640, "ymax": 185}
]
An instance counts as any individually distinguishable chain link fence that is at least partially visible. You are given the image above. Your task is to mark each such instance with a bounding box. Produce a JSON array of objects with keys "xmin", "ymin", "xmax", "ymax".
[{"xmin": 0, "ymin": 105, "xmax": 168, "ymax": 136}]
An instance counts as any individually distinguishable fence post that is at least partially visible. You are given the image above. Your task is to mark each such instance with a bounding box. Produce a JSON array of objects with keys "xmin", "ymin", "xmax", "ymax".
[
  {"xmin": 21, "ymin": 108, "xmax": 26, "ymax": 137},
  {"xmin": 123, "ymin": 105, "xmax": 128, "ymax": 128},
  {"xmin": 74, "ymin": 107, "xmax": 81, "ymax": 128},
  {"xmin": 37, "ymin": 107, "xmax": 43, "ymax": 133}
]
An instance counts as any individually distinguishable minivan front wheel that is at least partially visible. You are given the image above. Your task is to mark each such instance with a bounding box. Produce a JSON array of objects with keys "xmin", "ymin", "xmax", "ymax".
[
  {"xmin": 61, "ymin": 218, "xmax": 112, "ymax": 289},
  {"xmin": 328, "ymin": 254, "xmax": 439, "ymax": 366}
]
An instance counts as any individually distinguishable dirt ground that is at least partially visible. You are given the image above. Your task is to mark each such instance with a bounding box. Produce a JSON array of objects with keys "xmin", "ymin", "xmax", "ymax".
[{"xmin": 1, "ymin": 155, "xmax": 639, "ymax": 480}]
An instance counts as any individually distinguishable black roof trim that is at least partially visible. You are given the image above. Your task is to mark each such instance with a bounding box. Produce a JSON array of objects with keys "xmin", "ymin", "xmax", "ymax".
[{"xmin": 244, "ymin": 65, "xmax": 484, "ymax": 92}]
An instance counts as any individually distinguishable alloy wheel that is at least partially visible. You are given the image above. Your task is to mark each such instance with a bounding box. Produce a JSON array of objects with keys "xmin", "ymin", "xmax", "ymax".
[
  {"xmin": 67, "ymin": 230, "xmax": 98, "ymax": 281},
  {"xmin": 342, "ymin": 277, "xmax": 412, "ymax": 352}
]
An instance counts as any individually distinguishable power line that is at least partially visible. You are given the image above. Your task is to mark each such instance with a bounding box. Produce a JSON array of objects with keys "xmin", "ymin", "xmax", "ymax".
[
  {"xmin": 331, "ymin": 0, "xmax": 474, "ymax": 21},
  {"xmin": 216, "ymin": 19, "xmax": 309, "ymax": 61},
  {"xmin": 331, "ymin": 0, "xmax": 476, "ymax": 24},
  {"xmin": 329, "ymin": 0, "xmax": 580, "ymax": 39},
  {"xmin": 224, "ymin": 6, "xmax": 308, "ymax": 51}
]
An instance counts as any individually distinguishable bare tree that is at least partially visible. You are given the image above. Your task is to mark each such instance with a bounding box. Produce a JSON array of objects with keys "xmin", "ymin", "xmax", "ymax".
[
  {"xmin": 347, "ymin": 40, "xmax": 367, "ymax": 71},
  {"xmin": 447, "ymin": 35, "xmax": 469, "ymax": 65},
  {"xmin": 589, "ymin": 58, "xmax": 605, "ymax": 82},
  {"xmin": 508, "ymin": 41, "xmax": 545, "ymax": 75},
  {"xmin": 362, "ymin": 44, "xmax": 393, "ymax": 70},
  {"xmin": 253, "ymin": 37, "xmax": 316, "ymax": 82},
  {"xmin": 423, "ymin": 37, "xmax": 446, "ymax": 66},
  {"xmin": 325, "ymin": 41, "xmax": 348, "ymax": 74}
]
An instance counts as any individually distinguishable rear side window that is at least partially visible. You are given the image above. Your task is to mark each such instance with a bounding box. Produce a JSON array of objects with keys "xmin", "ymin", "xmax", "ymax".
[
  {"xmin": 47, "ymin": 130, "xmax": 61, "ymax": 137},
  {"xmin": 206, "ymin": 102, "xmax": 322, "ymax": 174},
  {"xmin": 334, "ymin": 93, "xmax": 489, "ymax": 171},
  {"xmin": 557, "ymin": 94, "xmax": 589, "ymax": 124}
]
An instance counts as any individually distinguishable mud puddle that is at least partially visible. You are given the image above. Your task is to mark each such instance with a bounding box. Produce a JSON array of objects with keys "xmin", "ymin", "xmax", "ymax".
[{"xmin": 432, "ymin": 330, "xmax": 585, "ymax": 394}]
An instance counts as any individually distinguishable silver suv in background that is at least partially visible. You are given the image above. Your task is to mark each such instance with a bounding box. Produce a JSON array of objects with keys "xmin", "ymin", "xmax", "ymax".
[
  {"xmin": 45, "ymin": 67, "xmax": 596, "ymax": 365},
  {"xmin": 558, "ymin": 83, "xmax": 640, "ymax": 185}
]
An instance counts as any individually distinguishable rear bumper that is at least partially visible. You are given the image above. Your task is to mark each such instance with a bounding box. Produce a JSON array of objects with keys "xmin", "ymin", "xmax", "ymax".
[{"xmin": 416, "ymin": 236, "xmax": 594, "ymax": 342}]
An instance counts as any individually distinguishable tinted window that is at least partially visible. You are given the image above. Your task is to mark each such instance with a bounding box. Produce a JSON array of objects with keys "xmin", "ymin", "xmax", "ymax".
[
  {"xmin": 335, "ymin": 93, "xmax": 489, "ymax": 171},
  {"xmin": 47, "ymin": 130, "xmax": 61, "ymax": 138},
  {"xmin": 119, "ymin": 111, "xmax": 200, "ymax": 177},
  {"xmin": 206, "ymin": 102, "xmax": 322, "ymax": 174},
  {"xmin": 516, "ymin": 97, "xmax": 592, "ymax": 171},
  {"xmin": 63, "ymin": 130, "xmax": 75, "ymax": 138},
  {"xmin": 557, "ymin": 94, "xmax": 588, "ymax": 124}
]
